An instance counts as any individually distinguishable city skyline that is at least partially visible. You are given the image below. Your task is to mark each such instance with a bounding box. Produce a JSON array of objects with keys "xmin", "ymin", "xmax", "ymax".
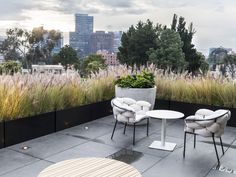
[{"xmin": 1, "ymin": 0, "xmax": 236, "ymax": 55}]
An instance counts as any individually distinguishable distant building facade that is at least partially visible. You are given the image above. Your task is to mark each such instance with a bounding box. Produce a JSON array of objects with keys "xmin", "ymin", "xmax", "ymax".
[
  {"xmin": 208, "ymin": 46, "xmax": 233, "ymax": 70},
  {"xmin": 97, "ymin": 50, "xmax": 119, "ymax": 66},
  {"xmin": 113, "ymin": 31, "xmax": 122, "ymax": 53},
  {"xmin": 51, "ymin": 33, "xmax": 63, "ymax": 55},
  {"xmin": 0, "ymin": 36, "xmax": 6, "ymax": 63},
  {"xmin": 69, "ymin": 14, "xmax": 94, "ymax": 56},
  {"xmin": 90, "ymin": 31, "xmax": 114, "ymax": 53}
]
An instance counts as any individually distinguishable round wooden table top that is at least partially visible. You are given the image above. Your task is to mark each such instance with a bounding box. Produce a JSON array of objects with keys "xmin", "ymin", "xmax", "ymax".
[{"xmin": 38, "ymin": 157, "xmax": 141, "ymax": 177}]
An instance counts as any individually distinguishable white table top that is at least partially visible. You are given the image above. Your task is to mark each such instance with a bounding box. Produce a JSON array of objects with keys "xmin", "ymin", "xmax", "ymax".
[
  {"xmin": 146, "ymin": 110, "xmax": 184, "ymax": 119},
  {"xmin": 38, "ymin": 157, "xmax": 141, "ymax": 177}
]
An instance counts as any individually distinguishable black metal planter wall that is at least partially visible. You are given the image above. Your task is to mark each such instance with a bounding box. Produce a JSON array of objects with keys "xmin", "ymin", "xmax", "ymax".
[
  {"xmin": 0, "ymin": 100, "xmax": 112, "ymax": 148},
  {"xmin": 0, "ymin": 99, "xmax": 235, "ymax": 149},
  {"xmin": 55, "ymin": 104, "xmax": 92, "ymax": 131},
  {"xmin": 55, "ymin": 100, "xmax": 112, "ymax": 131},
  {"xmin": 4, "ymin": 112, "xmax": 55, "ymax": 146},
  {"xmin": 0, "ymin": 122, "xmax": 4, "ymax": 148}
]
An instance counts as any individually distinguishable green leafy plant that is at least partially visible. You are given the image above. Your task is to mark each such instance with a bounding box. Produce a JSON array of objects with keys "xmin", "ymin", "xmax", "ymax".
[{"xmin": 115, "ymin": 71, "xmax": 155, "ymax": 88}]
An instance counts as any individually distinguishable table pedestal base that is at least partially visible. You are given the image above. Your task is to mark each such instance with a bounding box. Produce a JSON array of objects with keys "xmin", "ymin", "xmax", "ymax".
[{"xmin": 149, "ymin": 141, "xmax": 176, "ymax": 151}]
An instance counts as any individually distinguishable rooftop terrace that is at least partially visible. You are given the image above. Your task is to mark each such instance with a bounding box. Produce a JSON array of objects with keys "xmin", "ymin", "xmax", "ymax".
[{"xmin": 0, "ymin": 115, "xmax": 236, "ymax": 177}]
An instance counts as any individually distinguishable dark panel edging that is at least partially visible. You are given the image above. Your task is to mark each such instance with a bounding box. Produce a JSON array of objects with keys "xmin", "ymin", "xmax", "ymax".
[
  {"xmin": 156, "ymin": 99, "xmax": 236, "ymax": 127},
  {"xmin": 0, "ymin": 100, "xmax": 112, "ymax": 148},
  {"xmin": 0, "ymin": 99, "xmax": 234, "ymax": 149},
  {"xmin": 4, "ymin": 111, "xmax": 56, "ymax": 147}
]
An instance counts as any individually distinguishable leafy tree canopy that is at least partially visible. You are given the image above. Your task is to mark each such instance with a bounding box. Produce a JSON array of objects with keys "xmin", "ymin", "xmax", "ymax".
[
  {"xmin": 0, "ymin": 60, "xmax": 22, "ymax": 75},
  {"xmin": 219, "ymin": 54, "xmax": 236, "ymax": 78},
  {"xmin": 171, "ymin": 14, "xmax": 207, "ymax": 75},
  {"xmin": 78, "ymin": 54, "xmax": 107, "ymax": 77},
  {"xmin": 148, "ymin": 29, "xmax": 185, "ymax": 73},
  {"xmin": 52, "ymin": 45, "xmax": 78, "ymax": 70},
  {"xmin": 0, "ymin": 27, "xmax": 61, "ymax": 68},
  {"xmin": 118, "ymin": 20, "xmax": 162, "ymax": 68}
]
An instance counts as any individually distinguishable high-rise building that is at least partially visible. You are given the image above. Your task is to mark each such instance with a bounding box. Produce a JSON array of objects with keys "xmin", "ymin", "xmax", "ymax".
[
  {"xmin": 90, "ymin": 31, "xmax": 114, "ymax": 53},
  {"xmin": 75, "ymin": 14, "xmax": 93, "ymax": 34},
  {"xmin": 113, "ymin": 31, "xmax": 122, "ymax": 53},
  {"xmin": 69, "ymin": 14, "xmax": 94, "ymax": 56}
]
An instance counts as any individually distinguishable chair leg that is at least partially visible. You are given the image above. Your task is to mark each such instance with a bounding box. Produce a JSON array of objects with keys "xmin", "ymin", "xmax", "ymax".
[
  {"xmin": 194, "ymin": 134, "xmax": 196, "ymax": 148},
  {"xmin": 146, "ymin": 118, "xmax": 149, "ymax": 136},
  {"xmin": 183, "ymin": 132, "xmax": 187, "ymax": 158},
  {"xmin": 123, "ymin": 123, "xmax": 127, "ymax": 134},
  {"xmin": 219, "ymin": 137, "xmax": 224, "ymax": 155},
  {"xmin": 212, "ymin": 134, "xmax": 220, "ymax": 167},
  {"xmin": 133, "ymin": 123, "xmax": 136, "ymax": 145},
  {"xmin": 111, "ymin": 119, "xmax": 118, "ymax": 139}
]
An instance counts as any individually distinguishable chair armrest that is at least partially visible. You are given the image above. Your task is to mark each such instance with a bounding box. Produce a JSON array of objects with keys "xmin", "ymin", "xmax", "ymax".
[
  {"xmin": 185, "ymin": 110, "xmax": 230, "ymax": 122},
  {"xmin": 136, "ymin": 101, "xmax": 152, "ymax": 111},
  {"xmin": 111, "ymin": 99, "xmax": 135, "ymax": 113}
]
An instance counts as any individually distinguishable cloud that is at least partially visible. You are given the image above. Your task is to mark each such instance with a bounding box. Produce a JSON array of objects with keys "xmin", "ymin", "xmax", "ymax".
[{"xmin": 99, "ymin": 0, "xmax": 133, "ymax": 8}]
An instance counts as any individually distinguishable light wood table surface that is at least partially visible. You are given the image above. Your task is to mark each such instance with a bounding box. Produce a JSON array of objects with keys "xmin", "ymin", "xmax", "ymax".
[{"xmin": 38, "ymin": 157, "xmax": 141, "ymax": 177}]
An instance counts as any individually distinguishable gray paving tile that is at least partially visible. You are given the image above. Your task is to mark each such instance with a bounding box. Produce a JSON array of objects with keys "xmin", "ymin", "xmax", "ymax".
[
  {"xmin": 142, "ymin": 142, "xmax": 220, "ymax": 177},
  {"xmin": 96, "ymin": 126, "xmax": 151, "ymax": 148},
  {"xmin": 9, "ymin": 133, "xmax": 87, "ymax": 159},
  {"xmin": 128, "ymin": 133, "xmax": 187, "ymax": 158},
  {"xmin": 219, "ymin": 140, "xmax": 236, "ymax": 170},
  {"xmin": 196, "ymin": 126, "xmax": 236, "ymax": 149},
  {"xmin": 130, "ymin": 152, "xmax": 161, "ymax": 173},
  {"xmin": 0, "ymin": 149, "xmax": 37, "ymax": 176},
  {"xmin": 59, "ymin": 121, "xmax": 122, "ymax": 139},
  {"xmin": 1, "ymin": 160, "xmax": 53, "ymax": 177},
  {"xmin": 92, "ymin": 115, "xmax": 117, "ymax": 126},
  {"xmin": 46, "ymin": 141, "xmax": 120, "ymax": 163},
  {"xmin": 165, "ymin": 119, "xmax": 186, "ymax": 139},
  {"xmin": 206, "ymin": 170, "xmax": 236, "ymax": 177}
]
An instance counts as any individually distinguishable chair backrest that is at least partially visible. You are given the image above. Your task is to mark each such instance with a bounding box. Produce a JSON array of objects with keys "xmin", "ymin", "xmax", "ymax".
[
  {"xmin": 111, "ymin": 97, "xmax": 151, "ymax": 123},
  {"xmin": 185, "ymin": 109, "xmax": 231, "ymax": 137}
]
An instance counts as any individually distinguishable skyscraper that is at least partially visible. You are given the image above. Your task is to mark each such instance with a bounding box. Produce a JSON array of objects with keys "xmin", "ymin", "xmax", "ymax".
[
  {"xmin": 113, "ymin": 31, "xmax": 122, "ymax": 53},
  {"xmin": 69, "ymin": 14, "xmax": 94, "ymax": 56},
  {"xmin": 75, "ymin": 14, "xmax": 93, "ymax": 34},
  {"xmin": 90, "ymin": 31, "xmax": 114, "ymax": 53}
]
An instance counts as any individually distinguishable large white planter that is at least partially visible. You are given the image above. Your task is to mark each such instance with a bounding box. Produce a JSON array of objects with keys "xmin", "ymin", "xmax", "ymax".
[{"xmin": 115, "ymin": 85, "xmax": 156, "ymax": 110}]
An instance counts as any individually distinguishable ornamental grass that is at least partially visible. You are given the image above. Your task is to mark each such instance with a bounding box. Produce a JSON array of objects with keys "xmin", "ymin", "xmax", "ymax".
[{"xmin": 0, "ymin": 65, "xmax": 235, "ymax": 121}]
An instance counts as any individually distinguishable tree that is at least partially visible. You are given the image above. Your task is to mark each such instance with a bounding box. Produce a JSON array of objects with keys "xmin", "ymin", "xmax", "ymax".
[
  {"xmin": 208, "ymin": 47, "xmax": 228, "ymax": 71},
  {"xmin": 118, "ymin": 20, "xmax": 160, "ymax": 68},
  {"xmin": 148, "ymin": 29, "xmax": 185, "ymax": 73},
  {"xmin": 27, "ymin": 26, "xmax": 61, "ymax": 65},
  {"xmin": 0, "ymin": 27, "xmax": 62, "ymax": 68},
  {"xmin": 171, "ymin": 14, "xmax": 207, "ymax": 75},
  {"xmin": 79, "ymin": 54, "xmax": 106, "ymax": 76},
  {"xmin": 219, "ymin": 54, "xmax": 236, "ymax": 78},
  {"xmin": 52, "ymin": 45, "xmax": 78, "ymax": 70},
  {"xmin": 0, "ymin": 28, "xmax": 30, "ymax": 63},
  {"xmin": 0, "ymin": 60, "xmax": 22, "ymax": 75}
]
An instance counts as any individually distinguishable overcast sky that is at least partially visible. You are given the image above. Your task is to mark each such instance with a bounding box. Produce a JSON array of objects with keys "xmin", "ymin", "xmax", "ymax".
[{"xmin": 0, "ymin": 0, "xmax": 236, "ymax": 56}]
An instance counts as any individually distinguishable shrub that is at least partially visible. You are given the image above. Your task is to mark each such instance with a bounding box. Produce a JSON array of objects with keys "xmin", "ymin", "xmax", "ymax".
[{"xmin": 115, "ymin": 70, "xmax": 155, "ymax": 88}]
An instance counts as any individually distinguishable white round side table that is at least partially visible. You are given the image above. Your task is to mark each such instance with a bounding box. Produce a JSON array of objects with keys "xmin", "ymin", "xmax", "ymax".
[{"xmin": 146, "ymin": 110, "xmax": 184, "ymax": 151}]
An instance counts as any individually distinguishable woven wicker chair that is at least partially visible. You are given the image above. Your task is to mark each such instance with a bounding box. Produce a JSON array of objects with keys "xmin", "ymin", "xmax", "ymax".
[
  {"xmin": 183, "ymin": 109, "xmax": 231, "ymax": 167},
  {"xmin": 111, "ymin": 97, "xmax": 151, "ymax": 145}
]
